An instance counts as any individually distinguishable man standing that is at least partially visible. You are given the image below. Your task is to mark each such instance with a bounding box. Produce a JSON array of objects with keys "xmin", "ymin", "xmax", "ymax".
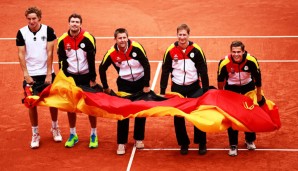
[
  {"xmin": 99, "ymin": 28, "xmax": 150, "ymax": 155},
  {"xmin": 57, "ymin": 13, "xmax": 98, "ymax": 148},
  {"xmin": 217, "ymin": 40, "xmax": 262, "ymax": 156},
  {"xmin": 17, "ymin": 6, "xmax": 62, "ymax": 148},
  {"xmin": 160, "ymin": 24, "xmax": 209, "ymax": 155}
]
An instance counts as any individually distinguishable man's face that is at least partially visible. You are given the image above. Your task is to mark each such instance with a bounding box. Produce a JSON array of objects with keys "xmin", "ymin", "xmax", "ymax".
[
  {"xmin": 69, "ymin": 17, "xmax": 81, "ymax": 32},
  {"xmin": 177, "ymin": 29, "xmax": 189, "ymax": 46},
  {"xmin": 115, "ymin": 33, "xmax": 128, "ymax": 50},
  {"xmin": 26, "ymin": 13, "xmax": 40, "ymax": 30},
  {"xmin": 231, "ymin": 46, "xmax": 245, "ymax": 63}
]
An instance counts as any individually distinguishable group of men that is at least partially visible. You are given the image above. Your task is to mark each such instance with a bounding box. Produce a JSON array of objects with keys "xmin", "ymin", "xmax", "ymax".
[{"xmin": 17, "ymin": 6, "xmax": 263, "ymax": 157}]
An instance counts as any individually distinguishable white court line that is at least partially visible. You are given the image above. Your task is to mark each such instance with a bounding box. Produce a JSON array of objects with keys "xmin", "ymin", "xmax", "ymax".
[
  {"xmin": 151, "ymin": 61, "xmax": 162, "ymax": 91},
  {"xmin": 126, "ymin": 61, "xmax": 162, "ymax": 171},
  {"xmin": 2, "ymin": 35, "xmax": 298, "ymax": 40},
  {"xmin": 127, "ymin": 147, "xmax": 298, "ymax": 170},
  {"xmin": 1, "ymin": 60, "xmax": 298, "ymax": 65},
  {"xmin": 140, "ymin": 148, "xmax": 298, "ymax": 152},
  {"xmin": 127, "ymin": 146, "xmax": 137, "ymax": 171},
  {"xmin": 106, "ymin": 35, "xmax": 298, "ymax": 39}
]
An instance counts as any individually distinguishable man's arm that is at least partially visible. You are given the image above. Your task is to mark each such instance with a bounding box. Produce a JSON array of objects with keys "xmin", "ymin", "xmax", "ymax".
[
  {"xmin": 217, "ymin": 59, "xmax": 227, "ymax": 90},
  {"xmin": 135, "ymin": 47, "xmax": 151, "ymax": 92},
  {"xmin": 195, "ymin": 50, "xmax": 209, "ymax": 92},
  {"xmin": 160, "ymin": 52, "xmax": 172, "ymax": 95},
  {"xmin": 45, "ymin": 40, "xmax": 55, "ymax": 84},
  {"xmin": 254, "ymin": 60, "xmax": 262, "ymax": 102},
  {"xmin": 18, "ymin": 46, "xmax": 34, "ymax": 84},
  {"xmin": 99, "ymin": 54, "xmax": 112, "ymax": 90}
]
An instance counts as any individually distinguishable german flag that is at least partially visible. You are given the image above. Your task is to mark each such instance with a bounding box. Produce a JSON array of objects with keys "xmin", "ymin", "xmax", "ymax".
[{"xmin": 23, "ymin": 70, "xmax": 281, "ymax": 133}]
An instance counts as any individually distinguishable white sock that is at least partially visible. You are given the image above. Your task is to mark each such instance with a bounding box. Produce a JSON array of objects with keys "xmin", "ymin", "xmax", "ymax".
[
  {"xmin": 91, "ymin": 128, "xmax": 97, "ymax": 136},
  {"xmin": 52, "ymin": 121, "xmax": 58, "ymax": 128},
  {"xmin": 70, "ymin": 127, "xmax": 76, "ymax": 135},
  {"xmin": 32, "ymin": 126, "xmax": 39, "ymax": 135}
]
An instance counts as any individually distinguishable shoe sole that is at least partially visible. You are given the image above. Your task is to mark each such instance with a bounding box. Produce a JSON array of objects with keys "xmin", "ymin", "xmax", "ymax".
[
  {"xmin": 180, "ymin": 151, "xmax": 188, "ymax": 155},
  {"xmin": 89, "ymin": 144, "xmax": 98, "ymax": 149},
  {"xmin": 199, "ymin": 150, "xmax": 207, "ymax": 155},
  {"xmin": 30, "ymin": 145, "xmax": 39, "ymax": 149},
  {"xmin": 117, "ymin": 151, "xmax": 125, "ymax": 155},
  {"xmin": 89, "ymin": 146, "xmax": 98, "ymax": 149},
  {"xmin": 54, "ymin": 138, "xmax": 63, "ymax": 142}
]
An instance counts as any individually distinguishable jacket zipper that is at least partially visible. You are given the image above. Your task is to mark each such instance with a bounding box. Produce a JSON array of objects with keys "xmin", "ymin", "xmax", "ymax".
[
  {"xmin": 183, "ymin": 51, "xmax": 186, "ymax": 85},
  {"xmin": 125, "ymin": 53, "xmax": 134, "ymax": 81},
  {"xmin": 74, "ymin": 38, "xmax": 80, "ymax": 74}
]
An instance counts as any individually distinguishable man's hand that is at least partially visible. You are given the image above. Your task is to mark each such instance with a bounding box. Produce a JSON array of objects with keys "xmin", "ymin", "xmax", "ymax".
[
  {"xmin": 143, "ymin": 86, "xmax": 150, "ymax": 93},
  {"xmin": 90, "ymin": 80, "xmax": 97, "ymax": 87},
  {"xmin": 103, "ymin": 88, "xmax": 111, "ymax": 94},
  {"xmin": 24, "ymin": 75, "xmax": 34, "ymax": 85},
  {"xmin": 44, "ymin": 74, "xmax": 52, "ymax": 84}
]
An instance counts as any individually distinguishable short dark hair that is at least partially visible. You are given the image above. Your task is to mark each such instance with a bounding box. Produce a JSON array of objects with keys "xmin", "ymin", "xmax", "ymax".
[
  {"xmin": 68, "ymin": 13, "xmax": 82, "ymax": 23},
  {"xmin": 114, "ymin": 28, "xmax": 128, "ymax": 38},
  {"xmin": 25, "ymin": 6, "xmax": 42, "ymax": 18},
  {"xmin": 177, "ymin": 24, "xmax": 190, "ymax": 34},
  {"xmin": 230, "ymin": 40, "xmax": 245, "ymax": 51}
]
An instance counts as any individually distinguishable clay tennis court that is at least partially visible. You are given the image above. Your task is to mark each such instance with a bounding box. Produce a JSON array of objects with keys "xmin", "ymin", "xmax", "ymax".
[{"xmin": 0, "ymin": 0, "xmax": 298, "ymax": 170}]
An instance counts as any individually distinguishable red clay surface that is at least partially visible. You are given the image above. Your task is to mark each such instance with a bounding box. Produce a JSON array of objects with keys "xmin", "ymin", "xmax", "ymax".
[{"xmin": 0, "ymin": 0, "xmax": 298, "ymax": 170}]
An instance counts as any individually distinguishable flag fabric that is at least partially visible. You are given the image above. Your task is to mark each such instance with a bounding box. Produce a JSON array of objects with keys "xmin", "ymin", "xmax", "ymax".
[{"xmin": 23, "ymin": 70, "xmax": 281, "ymax": 133}]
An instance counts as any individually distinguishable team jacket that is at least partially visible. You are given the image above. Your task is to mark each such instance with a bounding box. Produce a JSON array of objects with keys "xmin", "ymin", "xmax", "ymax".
[
  {"xmin": 99, "ymin": 39, "xmax": 150, "ymax": 89},
  {"xmin": 160, "ymin": 41, "xmax": 209, "ymax": 94},
  {"xmin": 57, "ymin": 29, "xmax": 96, "ymax": 81},
  {"xmin": 217, "ymin": 52, "xmax": 262, "ymax": 87}
]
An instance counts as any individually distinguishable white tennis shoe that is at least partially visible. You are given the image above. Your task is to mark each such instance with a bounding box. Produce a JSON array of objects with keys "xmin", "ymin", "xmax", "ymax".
[
  {"xmin": 245, "ymin": 141, "xmax": 256, "ymax": 150},
  {"xmin": 135, "ymin": 140, "xmax": 144, "ymax": 149},
  {"xmin": 228, "ymin": 145, "xmax": 238, "ymax": 156},
  {"xmin": 51, "ymin": 127, "xmax": 62, "ymax": 142},
  {"xmin": 30, "ymin": 134, "xmax": 40, "ymax": 149},
  {"xmin": 117, "ymin": 144, "xmax": 126, "ymax": 155}
]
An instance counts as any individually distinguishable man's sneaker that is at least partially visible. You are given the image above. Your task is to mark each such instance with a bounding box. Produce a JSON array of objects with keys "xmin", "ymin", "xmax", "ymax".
[
  {"xmin": 89, "ymin": 134, "xmax": 98, "ymax": 148},
  {"xmin": 30, "ymin": 134, "xmax": 40, "ymax": 149},
  {"xmin": 65, "ymin": 134, "xmax": 78, "ymax": 148},
  {"xmin": 245, "ymin": 141, "xmax": 256, "ymax": 150},
  {"xmin": 117, "ymin": 144, "xmax": 125, "ymax": 155},
  {"xmin": 180, "ymin": 145, "xmax": 189, "ymax": 155},
  {"xmin": 228, "ymin": 145, "xmax": 238, "ymax": 156},
  {"xmin": 135, "ymin": 140, "xmax": 144, "ymax": 149},
  {"xmin": 51, "ymin": 127, "xmax": 62, "ymax": 142},
  {"xmin": 198, "ymin": 144, "xmax": 207, "ymax": 155}
]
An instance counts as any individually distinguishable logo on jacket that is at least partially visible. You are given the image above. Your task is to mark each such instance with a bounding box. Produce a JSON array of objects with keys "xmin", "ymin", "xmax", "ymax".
[
  {"xmin": 190, "ymin": 52, "xmax": 195, "ymax": 58},
  {"xmin": 174, "ymin": 54, "xmax": 178, "ymax": 62},
  {"xmin": 132, "ymin": 52, "xmax": 137, "ymax": 58},
  {"xmin": 80, "ymin": 43, "xmax": 85, "ymax": 48},
  {"xmin": 66, "ymin": 43, "xmax": 71, "ymax": 51},
  {"xmin": 41, "ymin": 36, "xmax": 46, "ymax": 41},
  {"xmin": 231, "ymin": 68, "xmax": 235, "ymax": 74},
  {"xmin": 244, "ymin": 66, "xmax": 249, "ymax": 71},
  {"xmin": 116, "ymin": 57, "xmax": 122, "ymax": 64}
]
